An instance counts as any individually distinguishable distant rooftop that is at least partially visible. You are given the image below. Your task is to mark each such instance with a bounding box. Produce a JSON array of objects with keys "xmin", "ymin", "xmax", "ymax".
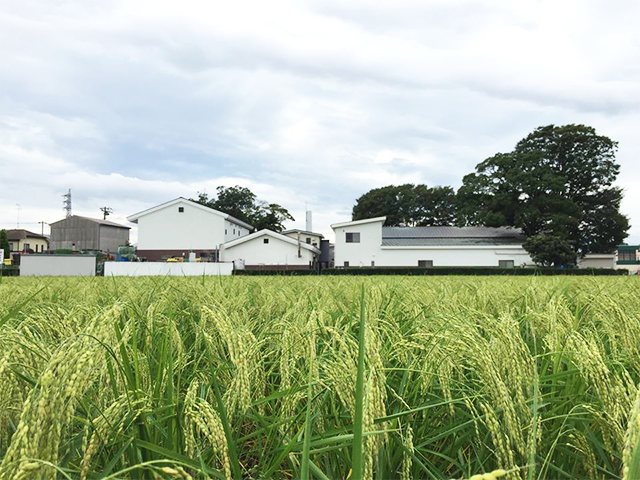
[
  {"xmin": 281, "ymin": 229, "xmax": 324, "ymax": 238},
  {"xmin": 50, "ymin": 215, "xmax": 131, "ymax": 229},
  {"xmin": 5, "ymin": 229, "xmax": 48, "ymax": 241},
  {"xmin": 381, "ymin": 226, "xmax": 525, "ymax": 247}
]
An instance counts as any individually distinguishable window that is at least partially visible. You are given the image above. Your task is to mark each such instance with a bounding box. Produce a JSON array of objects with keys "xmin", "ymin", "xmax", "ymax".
[
  {"xmin": 24, "ymin": 243, "xmax": 30, "ymax": 251},
  {"xmin": 306, "ymin": 237, "xmax": 311, "ymax": 244},
  {"xmin": 345, "ymin": 232, "xmax": 360, "ymax": 243},
  {"xmin": 225, "ymin": 229, "xmax": 227, "ymax": 235},
  {"xmin": 418, "ymin": 260, "xmax": 433, "ymax": 268},
  {"xmin": 499, "ymin": 260, "xmax": 515, "ymax": 268},
  {"xmin": 263, "ymin": 238, "xmax": 269, "ymax": 244},
  {"xmin": 371, "ymin": 261, "xmax": 375, "ymax": 267},
  {"xmin": 619, "ymin": 249, "xmax": 637, "ymax": 261},
  {"xmin": 178, "ymin": 206, "xmax": 184, "ymax": 213},
  {"xmin": 344, "ymin": 261, "xmax": 350, "ymax": 267}
]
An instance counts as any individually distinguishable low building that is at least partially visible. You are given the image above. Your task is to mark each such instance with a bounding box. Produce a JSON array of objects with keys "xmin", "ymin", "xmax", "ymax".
[
  {"xmin": 331, "ymin": 216, "xmax": 532, "ymax": 268},
  {"xmin": 617, "ymin": 244, "xmax": 640, "ymax": 274},
  {"xmin": 127, "ymin": 197, "xmax": 254, "ymax": 261},
  {"xmin": 220, "ymin": 229, "xmax": 320, "ymax": 270},
  {"xmin": 6, "ymin": 229, "xmax": 49, "ymax": 253},
  {"xmin": 49, "ymin": 216, "xmax": 130, "ymax": 253}
]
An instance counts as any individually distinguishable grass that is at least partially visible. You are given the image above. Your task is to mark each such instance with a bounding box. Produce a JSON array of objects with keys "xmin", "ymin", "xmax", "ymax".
[{"xmin": 0, "ymin": 275, "xmax": 639, "ymax": 479}]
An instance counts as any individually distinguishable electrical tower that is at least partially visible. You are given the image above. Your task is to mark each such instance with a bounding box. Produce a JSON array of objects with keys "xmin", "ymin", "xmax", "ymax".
[
  {"xmin": 100, "ymin": 207, "xmax": 113, "ymax": 220},
  {"xmin": 63, "ymin": 189, "xmax": 72, "ymax": 218}
]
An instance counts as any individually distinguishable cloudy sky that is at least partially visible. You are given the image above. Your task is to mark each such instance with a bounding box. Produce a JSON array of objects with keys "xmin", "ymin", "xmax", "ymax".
[{"xmin": 1, "ymin": 0, "xmax": 639, "ymax": 243}]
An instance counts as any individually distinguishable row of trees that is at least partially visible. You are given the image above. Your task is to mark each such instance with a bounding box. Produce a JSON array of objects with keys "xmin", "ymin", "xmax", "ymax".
[
  {"xmin": 352, "ymin": 124, "xmax": 630, "ymax": 266},
  {"xmin": 192, "ymin": 186, "xmax": 294, "ymax": 232}
]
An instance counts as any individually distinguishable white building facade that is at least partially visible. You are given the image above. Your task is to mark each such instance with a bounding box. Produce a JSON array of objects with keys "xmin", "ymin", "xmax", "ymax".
[
  {"xmin": 221, "ymin": 229, "xmax": 320, "ymax": 270},
  {"xmin": 331, "ymin": 217, "xmax": 533, "ymax": 268},
  {"xmin": 127, "ymin": 197, "xmax": 253, "ymax": 261}
]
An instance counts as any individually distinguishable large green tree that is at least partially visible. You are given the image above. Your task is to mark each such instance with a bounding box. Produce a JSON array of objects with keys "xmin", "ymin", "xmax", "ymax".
[
  {"xmin": 193, "ymin": 186, "xmax": 294, "ymax": 232},
  {"xmin": 457, "ymin": 124, "xmax": 629, "ymax": 262},
  {"xmin": 352, "ymin": 184, "xmax": 457, "ymax": 226},
  {"xmin": 0, "ymin": 230, "xmax": 10, "ymax": 258}
]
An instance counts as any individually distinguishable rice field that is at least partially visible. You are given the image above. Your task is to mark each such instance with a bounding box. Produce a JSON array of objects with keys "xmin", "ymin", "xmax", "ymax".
[{"xmin": 0, "ymin": 275, "xmax": 639, "ymax": 480}]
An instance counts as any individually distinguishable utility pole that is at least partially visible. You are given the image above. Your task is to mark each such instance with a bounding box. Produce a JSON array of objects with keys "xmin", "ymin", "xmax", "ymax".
[
  {"xmin": 100, "ymin": 207, "xmax": 113, "ymax": 220},
  {"xmin": 16, "ymin": 204, "xmax": 21, "ymax": 228}
]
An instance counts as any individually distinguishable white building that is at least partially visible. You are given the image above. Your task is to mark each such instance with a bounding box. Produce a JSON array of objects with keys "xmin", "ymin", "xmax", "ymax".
[
  {"xmin": 281, "ymin": 229, "xmax": 323, "ymax": 248},
  {"xmin": 331, "ymin": 217, "xmax": 533, "ymax": 268},
  {"xmin": 127, "ymin": 197, "xmax": 254, "ymax": 261},
  {"xmin": 221, "ymin": 229, "xmax": 320, "ymax": 270}
]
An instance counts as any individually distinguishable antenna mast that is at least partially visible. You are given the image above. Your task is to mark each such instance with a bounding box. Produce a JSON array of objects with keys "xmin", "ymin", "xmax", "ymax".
[
  {"xmin": 63, "ymin": 189, "xmax": 72, "ymax": 218},
  {"xmin": 100, "ymin": 207, "xmax": 113, "ymax": 220}
]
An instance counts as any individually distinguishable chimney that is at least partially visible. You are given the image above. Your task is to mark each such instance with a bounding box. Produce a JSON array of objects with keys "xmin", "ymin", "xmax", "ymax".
[{"xmin": 305, "ymin": 210, "xmax": 312, "ymax": 232}]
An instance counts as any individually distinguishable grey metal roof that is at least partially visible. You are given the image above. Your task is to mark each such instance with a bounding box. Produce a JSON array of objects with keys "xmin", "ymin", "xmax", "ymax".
[
  {"xmin": 50, "ymin": 215, "xmax": 131, "ymax": 229},
  {"xmin": 381, "ymin": 226, "xmax": 525, "ymax": 246},
  {"xmin": 281, "ymin": 229, "xmax": 324, "ymax": 237}
]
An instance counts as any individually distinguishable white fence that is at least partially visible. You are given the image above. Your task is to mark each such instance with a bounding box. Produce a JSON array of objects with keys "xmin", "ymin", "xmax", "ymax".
[
  {"xmin": 104, "ymin": 262, "xmax": 233, "ymax": 277},
  {"xmin": 20, "ymin": 255, "xmax": 97, "ymax": 276}
]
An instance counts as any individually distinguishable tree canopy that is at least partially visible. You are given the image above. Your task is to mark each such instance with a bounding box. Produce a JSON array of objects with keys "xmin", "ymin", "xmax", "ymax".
[
  {"xmin": 193, "ymin": 186, "xmax": 294, "ymax": 232},
  {"xmin": 352, "ymin": 184, "xmax": 457, "ymax": 226},
  {"xmin": 0, "ymin": 230, "xmax": 10, "ymax": 258},
  {"xmin": 457, "ymin": 124, "xmax": 629, "ymax": 263}
]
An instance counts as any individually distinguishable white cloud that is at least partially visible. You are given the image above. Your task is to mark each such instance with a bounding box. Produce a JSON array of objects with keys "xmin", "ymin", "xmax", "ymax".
[{"xmin": 0, "ymin": 0, "xmax": 639, "ymax": 243}]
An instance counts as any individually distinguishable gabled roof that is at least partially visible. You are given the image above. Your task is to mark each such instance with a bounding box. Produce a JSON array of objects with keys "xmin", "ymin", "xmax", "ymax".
[
  {"xmin": 330, "ymin": 216, "xmax": 386, "ymax": 229},
  {"xmin": 381, "ymin": 226, "xmax": 525, "ymax": 246},
  {"xmin": 49, "ymin": 215, "xmax": 131, "ymax": 229},
  {"xmin": 223, "ymin": 229, "xmax": 321, "ymax": 254},
  {"xmin": 6, "ymin": 229, "xmax": 48, "ymax": 241},
  {"xmin": 281, "ymin": 229, "xmax": 324, "ymax": 238},
  {"xmin": 126, "ymin": 197, "xmax": 254, "ymax": 230}
]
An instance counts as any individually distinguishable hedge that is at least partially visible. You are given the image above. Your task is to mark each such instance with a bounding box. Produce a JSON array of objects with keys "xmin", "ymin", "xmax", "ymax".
[{"xmin": 234, "ymin": 267, "xmax": 628, "ymax": 276}]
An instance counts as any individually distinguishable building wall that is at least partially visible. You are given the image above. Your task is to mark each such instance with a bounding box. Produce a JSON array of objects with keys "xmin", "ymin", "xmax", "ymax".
[
  {"xmin": 50, "ymin": 217, "xmax": 100, "ymax": 250},
  {"xmin": 20, "ymin": 255, "xmax": 96, "ymax": 276},
  {"xmin": 104, "ymin": 261, "xmax": 233, "ymax": 276},
  {"xmin": 221, "ymin": 233, "xmax": 316, "ymax": 267},
  {"xmin": 333, "ymin": 219, "xmax": 533, "ymax": 267},
  {"xmin": 10, "ymin": 238, "xmax": 48, "ymax": 253},
  {"xmin": 224, "ymin": 220, "xmax": 251, "ymax": 242},
  {"xmin": 99, "ymin": 225, "xmax": 130, "ymax": 253},
  {"xmin": 137, "ymin": 201, "xmax": 229, "ymax": 250}
]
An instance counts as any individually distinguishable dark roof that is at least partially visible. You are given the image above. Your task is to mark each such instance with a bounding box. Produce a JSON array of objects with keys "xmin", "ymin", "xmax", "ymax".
[
  {"xmin": 50, "ymin": 215, "xmax": 131, "ymax": 229},
  {"xmin": 6, "ymin": 229, "xmax": 48, "ymax": 241},
  {"xmin": 381, "ymin": 226, "xmax": 525, "ymax": 247}
]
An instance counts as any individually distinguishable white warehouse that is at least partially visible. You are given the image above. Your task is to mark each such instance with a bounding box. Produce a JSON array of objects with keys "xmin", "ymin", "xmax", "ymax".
[
  {"xmin": 221, "ymin": 229, "xmax": 320, "ymax": 270},
  {"xmin": 332, "ymin": 217, "xmax": 533, "ymax": 268},
  {"xmin": 127, "ymin": 197, "xmax": 254, "ymax": 261}
]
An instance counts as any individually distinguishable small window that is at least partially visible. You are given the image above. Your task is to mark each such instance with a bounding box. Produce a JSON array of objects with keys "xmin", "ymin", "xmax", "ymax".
[
  {"xmin": 24, "ymin": 243, "xmax": 30, "ymax": 251},
  {"xmin": 418, "ymin": 260, "xmax": 433, "ymax": 268},
  {"xmin": 233, "ymin": 228, "xmax": 236, "ymax": 235},
  {"xmin": 344, "ymin": 261, "xmax": 350, "ymax": 267},
  {"xmin": 225, "ymin": 229, "xmax": 227, "ymax": 235},
  {"xmin": 345, "ymin": 232, "xmax": 360, "ymax": 243},
  {"xmin": 178, "ymin": 206, "xmax": 184, "ymax": 213},
  {"xmin": 306, "ymin": 237, "xmax": 311, "ymax": 244},
  {"xmin": 499, "ymin": 260, "xmax": 515, "ymax": 268},
  {"xmin": 263, "ymin": 238, "xmax": 269, "ymax": 244}
]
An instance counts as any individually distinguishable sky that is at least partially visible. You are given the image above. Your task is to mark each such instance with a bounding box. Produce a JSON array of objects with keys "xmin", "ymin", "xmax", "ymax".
[{"xmin": 1, "ymin": 0, "xmax": 639, "ymax": 244}]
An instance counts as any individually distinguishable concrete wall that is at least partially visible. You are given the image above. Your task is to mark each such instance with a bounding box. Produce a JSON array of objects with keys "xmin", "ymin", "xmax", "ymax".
[
  {"xmin": 578, "ymin": 254, "xmax": 616, "ymax": 269},
  {"xmin": 137, "ymin": 200, "xmax": 250, "ymax": 250},
  {"xmin": 20, "ymin": 255, "xmax": 96, "ymax": 276},
  {"xmin": 333, "ymin": 219, "xmax": 533, "ymax": 267},
  {"xmin": 99, "ymin": 225, "xmax": 130, "ymax": 253},
  {"xmin": 104, "ymin": 262, "xmax": 233, "ymax": 276},
  {"xmin": 221, "ymin": 233, "xmax": 316, "ymax": 267}
]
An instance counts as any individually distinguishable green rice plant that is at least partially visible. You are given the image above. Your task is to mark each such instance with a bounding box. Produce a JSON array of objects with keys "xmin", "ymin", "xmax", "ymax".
[{"xmin": 0, "ymin": 275, "xmax": 638, "ymax": 479}]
